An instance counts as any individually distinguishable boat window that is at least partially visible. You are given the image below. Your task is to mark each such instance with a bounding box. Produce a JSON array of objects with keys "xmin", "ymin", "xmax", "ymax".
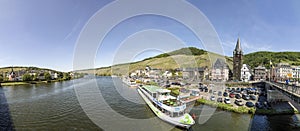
[{"xmin": 173, "ymin": 112, "xmax": 179, "ymax": 117}]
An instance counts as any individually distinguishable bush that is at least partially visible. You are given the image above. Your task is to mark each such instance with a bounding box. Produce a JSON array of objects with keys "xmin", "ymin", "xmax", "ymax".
[
  {"xmin": 22, "ymin": 73, "xmax": 32, "ymax": 81},
  {"xmin": 196, "ymin": 98, "xmax": 255, "ymax": 114},
  {"xmin": 0, "ymin": 75, "xmax": 3, "ymax": 82},
  {"xmin": 44, "ymin": 72, "xmax": 52, "ymax": 81}
]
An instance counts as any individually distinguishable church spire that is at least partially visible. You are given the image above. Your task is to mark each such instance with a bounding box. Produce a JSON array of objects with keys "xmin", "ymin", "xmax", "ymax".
[{"xmin": 235, "ymin": 38, "xmax": 242, "ymax": 52}]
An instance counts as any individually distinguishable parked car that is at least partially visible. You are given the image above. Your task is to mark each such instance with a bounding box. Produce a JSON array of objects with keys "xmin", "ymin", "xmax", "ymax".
[
  {"xmin": 213, "ymin": 91, "xmax": 217, "ymax": 95},
  {"xmin": 246, "ymin": 102, "xmax": 255, "ymax": 107},
  {"xmin": 242, "ymin": 94, "xmax": 250, "ymax": 100},
  {"xmin": 210, "ymin": 96, "xmax": 216, "ymax": 101},
  {"xmin": 204, "ymin": 88, "xmax": 208, "ymax": 92},
  {"xmin": 223, "ymin": 92, "xmax": 228, "ymax": 97},
  {"xmin": 241, "ymin": 90, "xmax": 248, "ymax": 95},
  {"xmin": 235, "ymin": 99, "xmax": 244, "ymax": 106},
  {"xmin": 250, "ymin": 95, "xmax": 256, "ymax": 100},
  {"xmin": 229, "ymin": 93, "xmax": 235, "ymax": 98},
  {"xmin": 230, "ymin": 88, "xmax": 236, "ymax": 92},
  {"xmin": 218, "ymin": 91, "xmax": 222, "ymax": 96},
  {"xmin": 224, "ymin": 98, "xmax": 231, "ymax": 104},
  {"xmin": 217, "ymin": 97, "xmax": 223, "ymax": 103},
  {"xmin": 235, "ymin": 94, "xmax": 242, "ymax": 99},
  {"xmin": 225, "ymin": 87, "xmax": 231, "ymax": 92},
  {"xmin": 199, "ymin": 87, "xmax": 204, "ymax": 92},
  {"xmin": 236, "ymin": 88, "xmax": 241, "ymax": 93},
  {"xmin": 248, "ymin": 88, "xmax": 256, "ymax": 94},
  {"xmin": 241, "ymin": 88, "xmax": 245, "ymax": 91}
]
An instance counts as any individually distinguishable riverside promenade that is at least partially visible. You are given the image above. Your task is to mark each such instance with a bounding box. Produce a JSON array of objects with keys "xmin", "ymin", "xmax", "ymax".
[{"xmin": 0, "ymin": 87, "xmax": 14, "ymax": 130}]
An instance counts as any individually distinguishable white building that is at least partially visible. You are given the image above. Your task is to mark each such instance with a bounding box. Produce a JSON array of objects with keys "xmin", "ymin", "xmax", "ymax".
[
  {"xmin": 143, "ymin": 66, "xmax": 162, "ymax": 78},
  {"xmin": 240, "ymin": 64, "xmax": 252, "ymax": 82},
  {"xmin": 292, "ymin": 66, "xmax": 300, "ymax": 79},
  {"xmin": 162, "ymin": 71, "xmax": 173, "ymax": 78},
  {"xmin": 275, "ymin": 63, "xmax": 293, "ymax": 79}
]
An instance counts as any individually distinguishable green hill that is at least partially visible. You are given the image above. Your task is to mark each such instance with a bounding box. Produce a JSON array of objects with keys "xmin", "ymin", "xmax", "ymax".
[
  {"xmin": 79, "ymin": 47, "xmax": 232, "ymax": 76},
  {"xmin": 244, "ymin": 51, "xmax": 300, "ymax": 68},
  {"xmin": 78, "ymin": 47, "xmax": 300, "ymax": 76},
  {"xmin": 143, "ymin": 47, "xmax": 207, "ymax": 60},
  {"xmin": 0, "ymin": 66, "xmax": 64, "ymax": 74}
]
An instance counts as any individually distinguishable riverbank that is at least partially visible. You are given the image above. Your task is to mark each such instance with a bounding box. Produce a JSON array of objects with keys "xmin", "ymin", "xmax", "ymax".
[
  {"xmin": 0, "ymin": 80, "xmax": 62, "ymax": 86},
  {"xmin": 196, "ymin": 98, "xmax": 298, "ymax": 115},
  {"xmin": 197, "ymin": 98, "xmax": 256, "ymax": 114}
]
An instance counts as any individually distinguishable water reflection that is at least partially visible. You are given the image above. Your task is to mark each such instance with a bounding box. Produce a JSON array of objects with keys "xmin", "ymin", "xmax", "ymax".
[{"xmin": 0, "ymin": 77, "xmax": 299, "ymax": 130}]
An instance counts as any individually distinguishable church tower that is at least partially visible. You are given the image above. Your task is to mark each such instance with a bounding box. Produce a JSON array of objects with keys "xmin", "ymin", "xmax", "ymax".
[{"xmin": 233, "ymin": 38, "xmax": 243, "ymax": 81}]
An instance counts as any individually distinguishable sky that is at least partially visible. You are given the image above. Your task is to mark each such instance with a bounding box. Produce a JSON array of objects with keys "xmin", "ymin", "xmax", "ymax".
[{"xmin": 1, "ymin": 0, "xmax": 300, "ymax": 71}]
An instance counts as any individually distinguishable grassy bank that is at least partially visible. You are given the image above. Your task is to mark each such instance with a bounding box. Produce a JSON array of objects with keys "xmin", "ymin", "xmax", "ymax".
[
  {"xmin": 0, "ymin": 82, "xmax": 31, "ymax": 86},
  {"xmin": 197, "ymin": 98, "xmax": 299, "ymax": 115},
  {"xmin": 197, "ymin": 98, "xmax": 256, "ymax": 114},
  {"xmin": 1, "ymin": 80, "xmax": 62, "ymax": 86}
]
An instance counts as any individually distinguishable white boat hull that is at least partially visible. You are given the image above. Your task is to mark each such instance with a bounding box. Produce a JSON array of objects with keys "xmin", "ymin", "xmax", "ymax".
[{"xmin": 137, "ymin": 87, "xmax": 195, "ymax": 129}]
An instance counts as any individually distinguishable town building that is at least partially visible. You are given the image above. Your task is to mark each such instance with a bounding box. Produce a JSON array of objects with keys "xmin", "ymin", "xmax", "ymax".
[
  {"xmin": 292, "ymin": 66, "xmax": 300, "ymax": 80},
  {"xmin": 254, "ymin": 66, "xmax": 267, "ymax": 81},
  {"xmin": 181, "ymin": 67, "xmax": 209, "ymax": 81},
  {"xmin": 8, "ymin": 67, "xmax": 16, "ymax": 81},
  {"xmin": 240, "ymin": 64, "xmax": 252, "ymax": 82},
  {"xmin": 274, "ymin": 63, "xmax": 293, "ymax": 80},
  {"xmin": 162, "ymin": 71, "xmax": 173, "ymax": 78},
  {"xmin": 144, "ymin": 66, "xmax": 162, "ymax": 78},
  {"xmin": 211, "ymin": 58, "xmax": 229, "ymax": 81},
  {"xmin": 233, "ymin": 38, "xmax": 243, "ymax": 81}
]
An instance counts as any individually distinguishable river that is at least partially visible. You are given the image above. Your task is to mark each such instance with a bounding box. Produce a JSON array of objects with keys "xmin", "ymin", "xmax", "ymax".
[{"xmin": 0, "ymin": 77, "xmax": 299, "ymax": 130}]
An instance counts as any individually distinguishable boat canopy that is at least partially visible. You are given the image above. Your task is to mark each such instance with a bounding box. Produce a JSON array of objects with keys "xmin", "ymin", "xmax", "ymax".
[
  {"xmin": 143, "ymin": 85, "xmax": 161, "ymax": 94},
  {"xmin": 156, "ymin": 89, "xmax": 171, "ymax": 93}
]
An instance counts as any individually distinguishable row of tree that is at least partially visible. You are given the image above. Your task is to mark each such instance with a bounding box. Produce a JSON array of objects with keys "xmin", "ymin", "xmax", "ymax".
[
  {"xmin": 0, "ymin": 72, "xmax": 72, "ymax": 82},
  {"xmin": 21, "ymin": 72, "xmax": 72, "ymax": 81}
]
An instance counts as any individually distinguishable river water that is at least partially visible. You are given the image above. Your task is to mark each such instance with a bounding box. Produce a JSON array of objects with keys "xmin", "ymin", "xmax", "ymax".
[{"xmin": 0, "ymin": 77, "xmax": 299, "ymax": 130}]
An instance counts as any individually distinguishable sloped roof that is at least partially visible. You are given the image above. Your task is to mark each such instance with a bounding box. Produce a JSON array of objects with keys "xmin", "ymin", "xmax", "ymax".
[
  {"xmin": 213, "ymin": 58, "xmax": 228, "ymax": 69},
  {"xmin": 235, "ymin": 38, "xmax": 242, "ymax": 52}
]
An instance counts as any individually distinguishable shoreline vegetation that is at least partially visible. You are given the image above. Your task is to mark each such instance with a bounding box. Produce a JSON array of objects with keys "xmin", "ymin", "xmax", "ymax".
[
  {"xmin": 0, "ymin": 79, "xmax": 65, "ymax": 86},
  {"xmin": 196, "ymin": 98, "xmax": 298, "ymax": 115},
  {"xmin": 196, "ymin": 98, "xmax": 256, "ymax": 114},
  {"xmin": 0, "ymin": 75, "xmax": 85, "ymax": 87},
  {"xmin": 0, "ymin": 66, "xmax": 86, "ymax": 87}
]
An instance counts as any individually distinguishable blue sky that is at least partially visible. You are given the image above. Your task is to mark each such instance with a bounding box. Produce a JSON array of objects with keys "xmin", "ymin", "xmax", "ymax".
[{"xmin": 1, "ymin": 0, "xmax": 300, "ymax": 71}]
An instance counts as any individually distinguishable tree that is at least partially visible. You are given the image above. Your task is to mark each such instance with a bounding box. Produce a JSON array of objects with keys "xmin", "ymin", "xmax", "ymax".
[
  {"xmin": 22, "ymin": 73, "xmax": 32, "ymax": 81},
  {"xmin": 58, "ymin": 72, "xmax": 63, "ymax": 79},
  {"xmin": 0, "ymin": 74, "xmax": 3, "ymax": 82},
  {"xmin": 32, "ymin": 74, "xmax": 38, "ymax": 81},
  {"xmin": 63, "ymin": 73, "xmax": 70, "ymax": 80},
  {"xmin": 44, "ymin": 72, "xmax": 52, "ymax": 81}
]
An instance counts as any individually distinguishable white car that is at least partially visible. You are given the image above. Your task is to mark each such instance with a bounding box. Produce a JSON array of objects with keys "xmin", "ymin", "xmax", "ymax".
[
  {"xmin": 210, "ymin": 96, "xmax": 216, "ymax": 101},
  {"xmin": 224, "ymin": 98, "xmax": 231, "ymax": 104}
]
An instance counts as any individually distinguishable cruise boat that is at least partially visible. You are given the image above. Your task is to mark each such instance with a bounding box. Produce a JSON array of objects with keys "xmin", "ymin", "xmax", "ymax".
[{"xmin": 137, "ymin": 85, "xmax": 195, "ymax": 129}]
